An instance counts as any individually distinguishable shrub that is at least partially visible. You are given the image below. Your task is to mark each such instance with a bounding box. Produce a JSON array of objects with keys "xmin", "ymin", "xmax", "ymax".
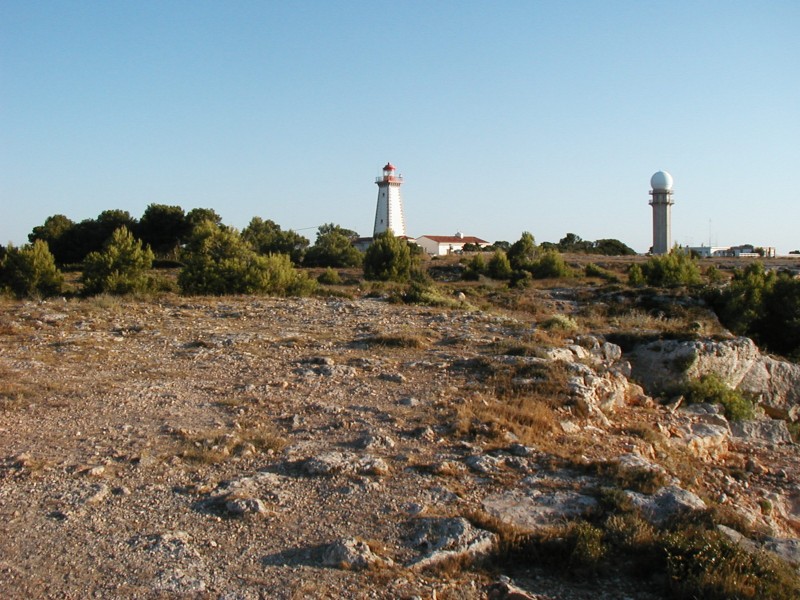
[
  {"xmin": 363, "ymin": 230, "xmax": 412, "ymax": 282},
  {"xmin": 317, "ymin": 267, "xmax": 342, "ymax": 285},
  {"xmin": 685, "ymin": 373, "xmax": 754, "ymax": 421},
  {"xmin": 0, "ymin": 240, "xmax": 64, "ymax": 298},
  {"xmin": 487, "ymin": 250, "xmax": 512, "ymax": 280},
  {"xmin": 461, "ymin": 253, "xmax": 486, "ymax": 281},
  {"xmin": 628, "ymin": 264, "xmax": 646, "ymax": 286},
  {"xmin": 507, "ymin": 232, "xmax": 538, "ymax": 270},
  {"xmin": 705, "ymin": 262, "xmax": 800, "ymax": 359},
  {"xmin": 531, "ymin": 250, "xmax": 572, "ymax": 279},
  {"xmin": 541, "ymin": 314, "xmax": 578, "ymax": 332},
  {"xmin": 585, "ymin": 262, "xmax": 619, "ymax": 282},
  {"xmin": 178, "ymin": 221, "xmax": 316, "ymax": 296},
  {"xmin": 638, "ymin": 248, "xmax": 702, "ymax": 287},
  {"xmin": 80, "ymin": 227, "xmax": 154, "ymax": 295}
]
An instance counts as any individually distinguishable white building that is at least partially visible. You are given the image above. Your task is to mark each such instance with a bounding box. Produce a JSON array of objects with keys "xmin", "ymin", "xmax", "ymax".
[
  {"xmin": 416, "ymin": 233, "xmax": 490, "ymax": 256},
  {"xmin": 649, "ymin": 170, "xmax": 674, "ymax": 255},
  {"xmin": 688, "ymin": 244, "xmax": 777, "ymax": 258},
  {"xmin": 373, "ymin": 162, "xmax": 406, "ymax": 237}
]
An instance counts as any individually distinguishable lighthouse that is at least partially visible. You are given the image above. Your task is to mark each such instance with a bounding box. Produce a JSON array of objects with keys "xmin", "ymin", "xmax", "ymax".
[
  {"xmin": 649, "ymin": 170, "xmax": 674, "ymax": 255},
  {"xmin": 373, "ymin": 162, "xmax": 406, "ymax": 237}
]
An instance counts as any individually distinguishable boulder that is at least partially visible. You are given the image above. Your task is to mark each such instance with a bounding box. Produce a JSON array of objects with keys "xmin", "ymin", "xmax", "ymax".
[
  {"xmin": 322, "ymin": 538, "xmax": 392, "ymax": 570},
  {"xmin": 730, "ymin": 419, "xmax": 793, "ymax": 445},
  {"xmin": 483, "ymin": 473, "xmax": 599, "ymax": 531},
  {"xmin": 626, "ymin": 485, "xmax": 707, "ymax": 524},
  {"xmin": 408, "ymin": 517, "xmax": 495, "ymax": 569},
  {"xmin": 629, "ymin": 337, "xmax": 800, "ymax": 421}
]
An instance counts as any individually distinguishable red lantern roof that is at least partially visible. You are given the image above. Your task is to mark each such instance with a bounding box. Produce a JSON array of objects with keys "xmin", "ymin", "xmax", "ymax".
[{"xmin": 383, "ymin": 163, "xmax": 396, "ymax": 171}]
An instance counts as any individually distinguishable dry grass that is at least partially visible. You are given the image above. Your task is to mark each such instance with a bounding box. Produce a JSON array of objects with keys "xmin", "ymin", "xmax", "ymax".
[
  {"xmin": 359, "ymin": 332, "xmax": 427, "ymax": 349},
  {"xmin": 173, "ymin": 419, "xmax": 286, "ymax": 464}
]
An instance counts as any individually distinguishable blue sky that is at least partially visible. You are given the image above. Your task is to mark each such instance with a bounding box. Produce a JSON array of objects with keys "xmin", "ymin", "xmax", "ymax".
[{"xmin": 2, "ymin": 1, "xmax": 799, "ymax": 253}]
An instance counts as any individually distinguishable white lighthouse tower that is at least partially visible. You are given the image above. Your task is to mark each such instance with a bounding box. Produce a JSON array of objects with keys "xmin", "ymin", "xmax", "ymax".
[
  {"xmin": 373, "ymin": 162, "xmax": 406, "ymax": 237},
  {"xmin": 649, "ymin": 170, "xmax": 674, "ymax": 255}
]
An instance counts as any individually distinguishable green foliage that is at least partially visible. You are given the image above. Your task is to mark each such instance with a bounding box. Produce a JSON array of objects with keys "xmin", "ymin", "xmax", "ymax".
[
  {"xmin": 530, "ymin": 250, "xmax": 572, "ymax": 279},
  {"xmin": 704, "ymin": 264, "xmax": 723, "ymax": 284},
  {"xmin": 462, "ymin": 253, "xmax": 486, "ymax": 281},
  {"xmin": 0, "ymin": 240, "xmax": 64, "ymax": 298},
  {"xmin": 304, "ymin": 223, "xmax": 362, "ymax": 268},
  {"xmin": 507, "ymin": 231, "xmax": 538, "ymax": 270},
  {"xmin": 363, "ymin": 230, "xmax": 412, "ymax": 282},
  {"xmin": 396, "ymin": 281, "xmax": 459, "ymax": 307},
  {"xmin": 663, "ymin": 527, "xmax": 799, "ymax": 600},
  {"xmin": 628, "ymin": 264, "xmax": 646, "ymax": 286},
  {"xmin": 543, "ymin": 233, "xmax": 636, "ymax": 256},
  {"xmin": 638, "ymin": 248, "xmax": 702, "ymax": 287},
  {"xmin": 541, "ymin": 314, "xmax": 578, "ymax": 332},
  {"xmin": 81, "ymin": 227, "xmax": 155, "ymax": 295},
  {"xmin": 685, "ymin": 373, "xmax": 754, "ymax": 421},
  {"xmin": 317, "ymin": 267, "xmax": 342, "ymax": 285},
  {"xmin": 487, "ymin": 250, "xmax": 512, "ymax": 280},
  {"xmin": 707, "ymin": 262, "xmax": 800, "ymax": 359},
  {"xmin": 136, "ymin": 204, "xmax": 188, "ymax": 257},
  {"xmin": 242, "ymin": 217, "xmax": 309, "ymax": 264},
  {"xmin": 29, "ymin": 210, "xmax": 138, "ymax": 265},
  {"xmin": 584, "ymin": 262, "xmax": 619, "ymax": 282},
  {"xmin": 178, "ymin": 222, "xmax": 315, "ymax": 296}
]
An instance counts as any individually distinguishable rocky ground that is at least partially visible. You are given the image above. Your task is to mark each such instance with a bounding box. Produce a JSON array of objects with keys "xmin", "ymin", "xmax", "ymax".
[{"xmin": 0, "ymin": 291, "xmax": 798, "ymax": 599}]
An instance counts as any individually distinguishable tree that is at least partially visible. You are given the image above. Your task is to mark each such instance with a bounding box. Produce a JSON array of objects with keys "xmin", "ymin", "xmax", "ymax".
[
  {"xmin": 0, "ymin": 240, "xmax": 63, "ymax": 298},
  {"xmin": 507, "ymin": 232, "xmax": 539, "ymax": 270},
  {"xmin": 592, "ymin": 238, "xmax": 637, "ymax": 256},
  {"xmin": 81, "ymin": 226, "xmax": 155, "ymax": 295},
  {"xmin": 241, "ymin": 217, "xmax": 309, "ymax": 265},
  {"xmin": 186, "ymin": 208, "xmax": 223, "ymax": 229},
  {"xmin": 304, "ymin": 224, "xmax": 362, "ymax": 268},
  {"xmin": 178, "ymin": 221, "xmax": 315, "ymax": 296},
  {"xmin": 28, "ymin": 214, "xmax": 76, "ymax": 265},
  {"xmin": 317, "ymin": 223, "xmax": 358, "ymax": 240},
  {"xmin": 136, "ymin": 204, "xmax": 188, "ymax": 257},
  {"xmin": 363, "ymin": 230, "xmax": 411, "ymax": 282}
]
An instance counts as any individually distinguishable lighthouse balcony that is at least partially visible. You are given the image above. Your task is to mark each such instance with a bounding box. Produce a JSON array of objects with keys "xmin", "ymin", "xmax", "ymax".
[{"xmin": 376, "ymin": 175, "xmax": 403, "ymax": 183}]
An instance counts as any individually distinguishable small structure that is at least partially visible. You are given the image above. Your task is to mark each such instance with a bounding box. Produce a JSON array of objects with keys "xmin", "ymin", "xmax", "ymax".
[
  {"xmin": 417, "ymin": 232, "xmax": 490, "ymax": 256},
  {"xmin": 689, "ymin": 244, "xmax": 777, "ymax": 258},
  {"xmin": 373, "ymin": 162, "xmax": 406, "ymax": 237},
  {"xmin": 650, "ymin": 170, "xmax": 674, "ymax": 255}
]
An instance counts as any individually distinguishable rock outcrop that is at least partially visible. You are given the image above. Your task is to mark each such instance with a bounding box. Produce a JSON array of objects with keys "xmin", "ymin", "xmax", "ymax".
[{"xmin": 629, "ymin": 337, "xmax": 800, "ymax": 420}]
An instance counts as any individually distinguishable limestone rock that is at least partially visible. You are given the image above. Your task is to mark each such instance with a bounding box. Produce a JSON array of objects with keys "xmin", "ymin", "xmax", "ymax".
[
  {"xmin": 626, "ymin": 485, "xmax": 707, "ymax": 524},
  {"xmin": 629, "ymin": 337, "xmax": 800, "ymax": 420},
  {"xmin": 321, "ymin": 538, "xmax": 392, "ymax": 570},
  {"xmin": 408, "ymin": 517, "xmax": 495, "ymax": 568},
  {"xmin": 730, "ymin": 419, "xmax": 793, "ymax": 445}
]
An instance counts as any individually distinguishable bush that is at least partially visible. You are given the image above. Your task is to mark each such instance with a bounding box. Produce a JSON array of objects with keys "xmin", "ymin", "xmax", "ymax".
[
  {"xmin": 487, "ymin": 250, "xmax": 512, "ymax": 280},
  {"xmin": 507, "ymin": 232, "xmax": 538, "ymax": 270},
  {"xmin": 363, "ymin": 230, "xmax": 412, "ymax": 282},
  {"xmin": 80, "ymin": 227, "xmax": 154, "ymax": 295},
  {"xmin": 0, "ymin": 240, "xmax": 64, "ymax": 298},
  {"xmin": 707, "ymin": 263, "xmax": 800, "ymax": 360},
  {"xmin": 637, "ymin": 248, "xmax": 702, "ymax": 287},
  {"xmin": 317, "ymin": 267, "xmax": 342, "ymax": 285},
  {"xmin": 461, "ymin": 253, "xmax": 486, "ymax": 281},
  {"xmin": 531, "ymin": 250, "xmax": 572, "ymax": 279},
  {"xmin": 685, "ymin": 373, "xmax": 754, "ymax": 421},
  {"xmin": 541, "ymin": 314, "xmax": 578, "ymax": 332},
  {"xmin": 585, "ymin": 262, "xmax": 619, "ymax": 282},
  {"xmin": 178, "ymin": 222, "xmax": 316, "ymax": 296}
]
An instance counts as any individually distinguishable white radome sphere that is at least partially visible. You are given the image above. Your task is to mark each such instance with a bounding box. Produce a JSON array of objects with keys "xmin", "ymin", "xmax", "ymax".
[{"xmin": 650, "ymin": 170, "xmax": 674, "ymax": 191}]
